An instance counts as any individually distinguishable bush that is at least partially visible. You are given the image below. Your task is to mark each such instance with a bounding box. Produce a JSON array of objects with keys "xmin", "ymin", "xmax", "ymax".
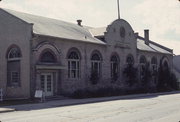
[
  {"xmin": 123, "ymin": 64, "xmax": 138, "ymax": 86},
  {"xmin": 71, "ymin": 85, "xmax": 157, "ymax": 99}
]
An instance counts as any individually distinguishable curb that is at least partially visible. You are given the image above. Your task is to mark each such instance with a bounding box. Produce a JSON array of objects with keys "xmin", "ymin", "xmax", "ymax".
[
  {"xmin": 0, "ymin": 108, "xmax": 15, "ymax": 113},
  {"xmin": 55, "ymin": 91, "xmax": 180, "ymax": 107}
]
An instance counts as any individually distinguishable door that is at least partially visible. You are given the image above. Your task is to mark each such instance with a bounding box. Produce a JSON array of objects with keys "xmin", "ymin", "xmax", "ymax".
[{"xmin": 40, "ymin": 73, "xmax": 53, "ymax": 97}]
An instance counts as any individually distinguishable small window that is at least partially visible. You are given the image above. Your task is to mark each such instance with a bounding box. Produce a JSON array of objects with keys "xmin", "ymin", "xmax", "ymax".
[{"xmin": 120, "ymin": 27, "xmax": 126, "ymax": 38}]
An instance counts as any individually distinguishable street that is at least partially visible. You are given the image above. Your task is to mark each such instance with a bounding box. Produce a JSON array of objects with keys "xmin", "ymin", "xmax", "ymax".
[{"xmin": 1, "ymin": 93, "xmax": 180, "ymax": 122}]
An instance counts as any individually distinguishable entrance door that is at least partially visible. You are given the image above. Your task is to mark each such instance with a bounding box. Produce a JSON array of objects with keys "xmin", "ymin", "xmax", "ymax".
[{"xmin": 40, "ymin": 73, "xmax": 53, "ymax": 97}]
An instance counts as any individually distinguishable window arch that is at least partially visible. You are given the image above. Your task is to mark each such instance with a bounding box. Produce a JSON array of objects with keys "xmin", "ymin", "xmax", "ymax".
[
  {"xmin": 7, "ymin": 46, "xmax": 22, "ymax": 86},
  {"xmin": 67, "ymin": 50, "xmax": 80, "ymax": 79},
  {"xmin": 110, "ymin": 54, "xmax": 119, "ymax": 82},
  {"xmin": 126, "ymin": 54, "xmax": 134, "ymax": 65},
  {"xmin": 8, "ymin": 47, "xmax": 21, "ymax": 59},
  {"xmin": 40, "ymin": 50, "xmax": 57, "ymax": 63},
  {"xmin": 90, "ymin": 51, "xmax": 102, "ymax": 84}
]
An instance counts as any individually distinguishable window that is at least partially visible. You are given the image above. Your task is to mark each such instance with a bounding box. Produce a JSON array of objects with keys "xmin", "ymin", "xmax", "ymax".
[
  {"xmin": 139, "ymin": 56, "xmax": 147, "ymax": 81},
  {"xmin": 120, "ymin": 27, "xmax": 126, "ymax": 38},
  {"xmin": 68, "ymin": 51, "xmax": 80, "ymax": 79},
  {"xmin": 40, "ymin": 51, "xmax": 56, "ymax": 63},
  {"xmin": 8, "ymin": 47, "xmax": 21, "ymax": 59},
  {"xmin": 126, "ymin": 54, "xmax": 134, "ymax": 65},
  {"xmin": 91, "ymin": 53, "xmax": 102, "ymax": 77},
  {"xmin": 11, "ymin": 72, "xmax": 20, "ymax": 84},
  {"xmin": 111, "ymin": 55, "xmax": 119, "ymax": 82},
  {"xmin": 163, "ymin": 61, "xmax": 169, "ymax": 70},
  {"xmin": 7, "ymin": 46, "xmax": 21, "ymax": 86},
  {"xmin": 90, "ymin": 52, "xmax": 102, "ymax": 84},
  {"xmin": 151, "ymin": 57, "xmax": 157, "ymax": 72},
  {"xmin": 151, "ymin": 57, "xmax": 158, "ymax": 84}
]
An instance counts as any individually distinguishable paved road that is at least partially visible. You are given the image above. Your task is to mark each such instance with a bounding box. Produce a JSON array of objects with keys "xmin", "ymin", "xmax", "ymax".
[{"xmin": 1, "ymin": 93, "xmax": 180, "ymax": 122}]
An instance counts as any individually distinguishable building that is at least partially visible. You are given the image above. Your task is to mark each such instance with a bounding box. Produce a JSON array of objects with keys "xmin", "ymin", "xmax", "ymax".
[
  {"xmin": 0, "ymin": 8, "xmax": 173, "ymax": 99},
  {"xmin": 173, "ymin": 55, "xmax": 180, "ymax": 87}
]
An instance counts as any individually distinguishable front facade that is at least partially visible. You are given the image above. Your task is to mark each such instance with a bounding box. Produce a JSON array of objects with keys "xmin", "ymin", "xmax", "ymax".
[{"xmin": 0, "ymin": 8, "xmax": 173, "ymax": 99}]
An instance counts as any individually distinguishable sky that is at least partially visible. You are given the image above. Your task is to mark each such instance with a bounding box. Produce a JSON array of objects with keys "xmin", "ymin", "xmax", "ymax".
[{"xmin": 1, "ymin": 0, "xmax": 180, "ymax": 55}]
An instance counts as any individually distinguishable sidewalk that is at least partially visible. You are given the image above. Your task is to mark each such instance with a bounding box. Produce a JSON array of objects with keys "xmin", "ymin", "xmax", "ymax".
[
  {"xmin": 0, "ymin": 91, "xmax": 180, "ymax": 113},
  {"xmin": 0, "ymin": 108, "xmax": 15, "ymax": 113}
]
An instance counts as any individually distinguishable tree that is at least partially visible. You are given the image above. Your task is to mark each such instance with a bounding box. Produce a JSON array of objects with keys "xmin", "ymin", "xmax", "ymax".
[
  {"xmin": 157, "ymin": 60, "xmax": 178, "ymax": 91},
  {"xmin": 90, "ymin": 69, "xmax": 99, "ymax": 85},
  {"xmin": 123, "ymin": 64, "xmax": 138, "ymax": 86}
]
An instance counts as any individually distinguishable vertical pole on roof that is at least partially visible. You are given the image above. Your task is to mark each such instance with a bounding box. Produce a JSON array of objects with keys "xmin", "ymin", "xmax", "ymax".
[{"xmin": 117, "ymin": 0, "xmax": 120, "ymax": 19}]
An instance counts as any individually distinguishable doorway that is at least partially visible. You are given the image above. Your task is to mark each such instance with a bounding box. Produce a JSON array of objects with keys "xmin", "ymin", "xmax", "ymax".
[{"xmin": 40, "ymin": 73, "xmax": 53, "ymax": 97}]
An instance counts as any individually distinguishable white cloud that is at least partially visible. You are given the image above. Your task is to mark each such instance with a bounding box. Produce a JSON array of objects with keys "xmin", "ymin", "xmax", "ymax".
[{"xmin": 131, "ymin": 0, "xmax": 180, "ymax": 55}]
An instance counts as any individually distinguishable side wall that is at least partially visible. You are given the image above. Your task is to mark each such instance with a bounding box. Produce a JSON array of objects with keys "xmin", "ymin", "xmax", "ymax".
[{"xmin": 0, "ymin": 10, "xmax": 32, "ymax": 99}]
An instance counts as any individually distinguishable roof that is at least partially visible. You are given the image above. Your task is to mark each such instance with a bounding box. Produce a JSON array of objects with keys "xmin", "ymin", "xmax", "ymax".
[
  {"xmin": 0, "ymin": 9, "xmax": 173, "ymax": 55},
  {"xmin": 89, "ymin": 27, "xmax": 106, "ymax": 37},
  {"xmin": 137, "ymin": 37, "xmax": 173, "ymax": 55},
  {"xmin": 2, "ymin": 8, "xmax": 105, "ymax": 45}
]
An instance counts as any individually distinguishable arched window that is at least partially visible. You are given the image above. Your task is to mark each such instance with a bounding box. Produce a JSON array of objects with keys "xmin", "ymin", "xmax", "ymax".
[
  {"xmin": 140, "ymin": 56, "xmax": 146, "ymax": 64},
  {"xmin": 139, "ymin": 55, "xmax": 147, "ymax": 81},
  {"xmin": 151, "ymin": 57, "xmax": 158, "ymax": 84},
  {"xmin": 90, "ymin": 52, "xmax": 102, "ymax": 84},
  {"xmin": 68, "ymin": 51, "xmax": 80, "ymax": 79},
  {"xmin": 151, "ymin": 57, "xmax": 157, "ymax": 71},
  {"xmin": 163, "ymin": 61, "xmax": 168, "ymax": 68},
  {"xmin": 126, "ymin": 54, "xmax": 134, "ymax": 65},
  {"xmin": 110, "ymin": 55, "xmax": 119, "ymax": 82},
  {"xmin": 8, "ymin": 47, "xmax": 21, "ymax": 59},
  {"xmin": 7, "ymin": 46, "xmax": 21, "ymax": 86},
  {"xmin": 40, "ymin": 51, "xmax": 56, "ymax": 63}
]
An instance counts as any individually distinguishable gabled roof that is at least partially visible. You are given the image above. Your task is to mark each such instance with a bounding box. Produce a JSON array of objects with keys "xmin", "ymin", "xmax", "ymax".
[
  {"xmin": 1, "ymin": 8, "xmax": 105, "ymax": 45},
  {"xmin": 137, "ymin": 37, "xmax": 173, "ymax": 55},
  {"xmin": 90, "ymin": 26, "xmax": 173, "ymax": 54}
]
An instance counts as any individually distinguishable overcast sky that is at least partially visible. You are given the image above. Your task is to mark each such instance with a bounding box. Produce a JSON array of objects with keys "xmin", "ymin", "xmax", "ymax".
[{"xmin": 1, "ymin": 0, "xmax": 180, "ymax": 55}]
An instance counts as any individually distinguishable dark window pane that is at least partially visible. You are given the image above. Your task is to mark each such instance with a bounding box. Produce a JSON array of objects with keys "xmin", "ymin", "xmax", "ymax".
[
  {"xmin": 91, "ymin": 53, "xmax": 101, "ymax": 61},
  {"xmin": 68, "ymin": 51, "xmax": 79, "ymax": 59},
  {"xmin": 40, "ymin": 51, "xmax": 56, "ymax": 63}
]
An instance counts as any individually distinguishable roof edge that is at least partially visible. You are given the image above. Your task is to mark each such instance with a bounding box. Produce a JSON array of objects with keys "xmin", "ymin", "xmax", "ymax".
[
  {"xmin": 137, "ymin": 36, "xmax": 173, "ymax": 53},
  {"xmin": 34, "ymin": 33, "xmax": 107, "ymax": 46},
  {"xmin": 0, "ymin": 8, "xmax": 31, "ymax": 25}
]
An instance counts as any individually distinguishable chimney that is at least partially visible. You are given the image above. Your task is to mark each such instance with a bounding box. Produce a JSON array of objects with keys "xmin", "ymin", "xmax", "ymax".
[
  {"xmin": 144, "ymin": 29, "xmax": 149, "ymax": 45},
  {"xmin": 77, "ymin": 20, "xmax": 82, "ymax": 26}
]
